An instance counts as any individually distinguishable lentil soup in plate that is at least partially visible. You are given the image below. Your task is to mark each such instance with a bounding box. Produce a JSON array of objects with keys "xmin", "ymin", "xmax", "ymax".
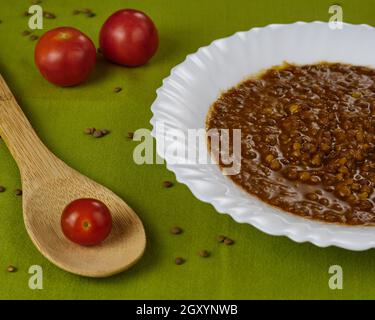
[{"xmin": 207, "ymin": 63, "xmax": 375, "ymax": 225}]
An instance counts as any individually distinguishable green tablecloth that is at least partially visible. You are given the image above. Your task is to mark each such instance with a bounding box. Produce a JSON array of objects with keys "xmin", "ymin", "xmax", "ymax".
[{"xmin": 0, "ymin": 0, "xmax": 374, "ymax": 300}]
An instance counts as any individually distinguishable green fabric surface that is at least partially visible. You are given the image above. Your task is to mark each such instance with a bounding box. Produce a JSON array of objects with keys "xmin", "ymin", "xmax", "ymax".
[{"xmin": 0, "ymin": 0, "xmax": 374, "ymax": 300}]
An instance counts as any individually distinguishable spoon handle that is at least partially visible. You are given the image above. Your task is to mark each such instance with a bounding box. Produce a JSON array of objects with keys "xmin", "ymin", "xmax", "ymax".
[{"xmin": 0, "ymin": 75, "xmax": 55, "ymax": 179}]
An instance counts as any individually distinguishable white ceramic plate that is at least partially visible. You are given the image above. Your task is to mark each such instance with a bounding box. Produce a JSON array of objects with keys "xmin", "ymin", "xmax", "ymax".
[{"xmin": 150, "ymin": 21, "xmax": 375, "ymax": 251}]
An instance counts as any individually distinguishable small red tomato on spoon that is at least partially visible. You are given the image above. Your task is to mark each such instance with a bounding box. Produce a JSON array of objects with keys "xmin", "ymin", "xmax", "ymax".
[
  {"xmin": 99, "ymin": 9, "xmax": 159, "ymax": 67},
  {"xmin": 35, "ymin": 27, "xmax": 96, "ymax": 86},
  {"xmin": 61, "ymin": 198, "xmax": 112, "ymax": 246}
]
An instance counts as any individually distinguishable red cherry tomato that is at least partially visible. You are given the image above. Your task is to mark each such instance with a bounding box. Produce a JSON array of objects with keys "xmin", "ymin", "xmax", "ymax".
[
  {"xmin": 61, "ymin": 199, "xmax": 112, "ymax": 246},
  {"xmin": 99, "ymin": 9, "xmax": 159, "ymax": 67},
  {"xmin": 35, "ymin": 27, "xmax": 96, "ymax": 87}
]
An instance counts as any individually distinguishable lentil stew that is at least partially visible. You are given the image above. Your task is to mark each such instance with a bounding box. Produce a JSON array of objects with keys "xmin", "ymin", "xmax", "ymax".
[{"xmin": 206, "ymin": 63, "xmax": 375, "ymax": 225}]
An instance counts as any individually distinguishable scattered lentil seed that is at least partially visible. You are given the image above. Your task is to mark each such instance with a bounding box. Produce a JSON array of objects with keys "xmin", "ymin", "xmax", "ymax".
[
  {"xmin": 170, "ymin": 226, "xmax": 183, "ymax": 235},
  {"xmin": 84, "ymin": 127, "xmax": 96, "ymax": 135},
  {"xmin": 93, "ymin": 130, "xmax": 104, "ymax": 138},
  {"xmin": 100, "ymin": 129, "xmax": 110, "ymax": 136},
  {"xmin": 0, "ymin": 186, "xmax": 5, "ymax": 193},
  {"xmin": 199, "ymin": 250, "xmax": 210, "ymax": 258},
  {"xmin": 163, "ymin": 181, "xmax": 174, "ymax": 188},
  {"xmin": 113, "ymin": 87, "xmax": 122, "ymax": 93},
  {"xmin": 7, "ymin": 265, "xmax": 17, "ymax": 273},
  {"xmin": 81, "ymin": 8, "xmax": 92, "ymax": 14},
  {"xmin": 86, "ymin": 12, "xmax": 96, "ymax": 18},
  {"xmin": 23, "ymin": 11, "xmax": 32, "ymax": 17},
  {"xmin": 22, "ymin": 30, "xmax": 31, "ymax": 36},
  {"xmin": 72, "ymin": 9, "xmax": 81, "ymax": 15},
  {"xmin": 175, "ymin": 257, "xmax": 185, "ymax": 265},
  {"xmin": 224, "ymin": 238, "xmax": 234, "ymax": 246},
  {"xmin": 217, "ymin": 235, "xmax": 226, "ymax": 243},
  {"xmin": 30, "ymin": 35, "xmax": 39, "ymax": 41},
  {"xmin": 127, "ymin": 132, "xmax": 134, "ymax": 139},
  {"xmin": 15, "ymin": 189, "xmax": 22, "ymax": 196},
  {"xmin": 43, "ymin": 12, "xmax": 56, "ymax": 19}
]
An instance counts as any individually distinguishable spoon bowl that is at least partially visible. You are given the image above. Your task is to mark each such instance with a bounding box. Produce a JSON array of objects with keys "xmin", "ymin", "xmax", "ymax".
[
  {"xmin": 25, "ymin": 170, "xmax": 146, "ymax": 277},
  {"xmin": 0, "ymin": 75, "xmax": 146, "ymax": 277}
]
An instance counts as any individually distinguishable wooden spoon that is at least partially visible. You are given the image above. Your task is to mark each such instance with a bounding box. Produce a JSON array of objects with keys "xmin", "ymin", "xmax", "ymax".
[{"xmin": 0, "ymin": 75, "xmax": 146, "ymax": 277}]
